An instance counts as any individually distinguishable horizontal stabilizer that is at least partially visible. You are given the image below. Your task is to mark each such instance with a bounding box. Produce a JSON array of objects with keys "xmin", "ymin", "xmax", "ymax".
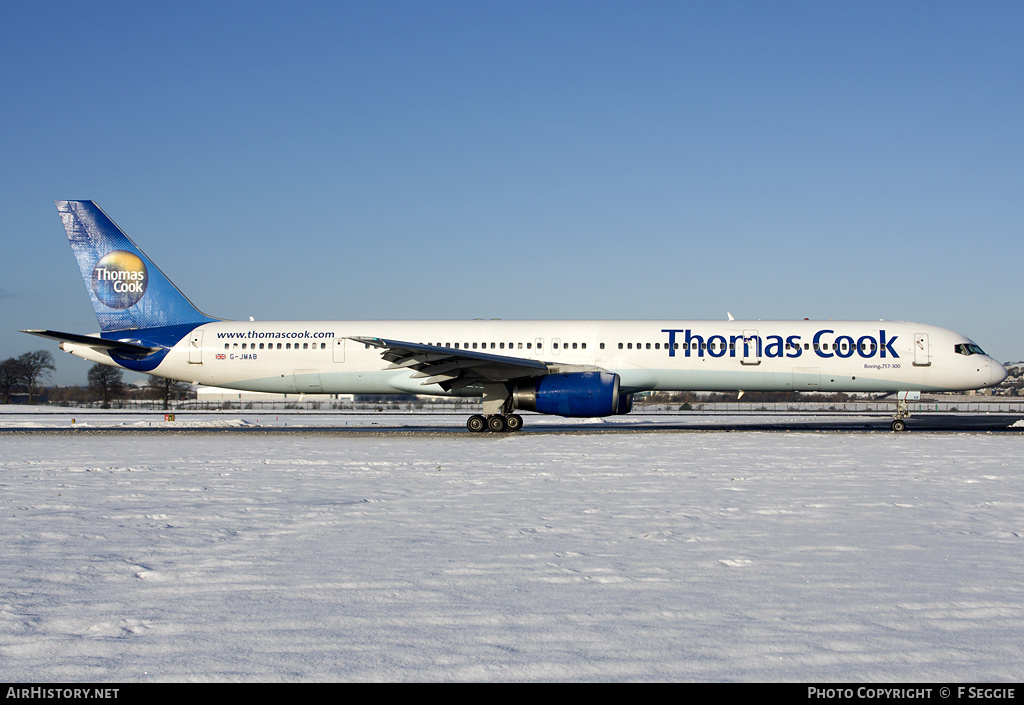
[{"xmin": 20, "ymin": 329, "xmax": 161, "ymax": 356}]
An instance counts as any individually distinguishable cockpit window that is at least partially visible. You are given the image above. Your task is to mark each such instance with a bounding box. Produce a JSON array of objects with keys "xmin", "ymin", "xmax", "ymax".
[{"xmin": 954, "ymin": 343, "xmax": 986, "ymax": 356}]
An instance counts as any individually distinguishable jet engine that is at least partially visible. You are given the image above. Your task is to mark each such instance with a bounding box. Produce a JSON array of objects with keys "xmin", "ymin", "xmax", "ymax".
[{"xmin": 512, "ymin": 371, "xmax": 632, "ymax": 418}]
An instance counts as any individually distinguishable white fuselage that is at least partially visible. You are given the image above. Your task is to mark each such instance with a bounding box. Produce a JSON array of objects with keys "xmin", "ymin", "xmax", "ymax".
[{"xmin": 64, "ymin": 319, "xmax": 1005, "ymax": 396}]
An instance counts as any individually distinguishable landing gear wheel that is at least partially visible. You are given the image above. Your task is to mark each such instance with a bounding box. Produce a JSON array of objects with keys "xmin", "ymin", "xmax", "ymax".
[
  {"xmin": 487, "ymin": 415, "xmax": 508, "ymax": 433},
  {"xmin": 891, "ymin": 398, "xmax": 911, "ymax": 433},
  {"xmin": 505, "ymin": 414, "xmax": 524, "ymax": 432},
  {"xmin": 467, "ymin": 415, "xmax": 487, "ymax": 433}
]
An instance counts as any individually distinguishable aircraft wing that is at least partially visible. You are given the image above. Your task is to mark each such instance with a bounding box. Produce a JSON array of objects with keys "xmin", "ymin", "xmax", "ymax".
[
  {"xmin": 350, "ymin": 337, "xmax": 549, "ymax": 391},
  {"xmin": 20, "ymin": 329, "xmax": 161, "ymax": 357}
]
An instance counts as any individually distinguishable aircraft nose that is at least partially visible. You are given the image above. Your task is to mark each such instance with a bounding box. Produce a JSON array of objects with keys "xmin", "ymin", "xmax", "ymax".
[{"xmin": 991, "ymin": 359, "xmax": 1008, "ymax": 386}]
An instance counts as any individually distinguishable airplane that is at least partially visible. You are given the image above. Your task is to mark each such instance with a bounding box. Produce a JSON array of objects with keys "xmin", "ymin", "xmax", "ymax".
[{"xmin": 23, "ymin": 200, "xmax": 1008, "ymax": 432}]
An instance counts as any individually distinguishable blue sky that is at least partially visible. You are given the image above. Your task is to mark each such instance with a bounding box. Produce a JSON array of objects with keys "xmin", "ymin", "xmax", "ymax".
[{"xmin": 2, "ymin": 1, "xmax": 1022, "ymax": 385}]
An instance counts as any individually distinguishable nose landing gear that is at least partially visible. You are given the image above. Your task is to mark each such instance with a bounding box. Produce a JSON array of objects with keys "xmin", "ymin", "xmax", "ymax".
[{"xmin": 891, "ymin": 398, "xmax": 910, "ymax": 432}]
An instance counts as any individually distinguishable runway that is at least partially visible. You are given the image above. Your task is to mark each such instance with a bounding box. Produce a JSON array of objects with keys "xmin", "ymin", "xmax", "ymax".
[{"xmin": 2, "ymin": 409, "xmax": 1021, "ymax": 435}]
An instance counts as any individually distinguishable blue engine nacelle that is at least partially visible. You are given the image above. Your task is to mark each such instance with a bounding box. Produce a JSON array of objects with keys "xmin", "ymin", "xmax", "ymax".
[{"xmin": 512, "ymin": 371, "xmax": 632, "ymax": 418}]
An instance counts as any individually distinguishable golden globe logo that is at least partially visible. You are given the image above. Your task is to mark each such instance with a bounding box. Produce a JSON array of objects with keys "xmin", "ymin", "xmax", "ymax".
[{"xmin": 91, "ymin": 250, "xmax": 148, "ymax": 309}]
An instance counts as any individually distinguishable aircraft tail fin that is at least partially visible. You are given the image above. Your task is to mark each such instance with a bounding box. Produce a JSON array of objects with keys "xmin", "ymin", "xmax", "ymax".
[{"xmin": 57, "ymin": 200, "xmax": 218, "ymax": 333}]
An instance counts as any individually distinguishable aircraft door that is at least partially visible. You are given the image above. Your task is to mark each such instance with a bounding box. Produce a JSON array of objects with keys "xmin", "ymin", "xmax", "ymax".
[
  {"xmin": 188, "ymin": 330, "xmax": 203, "ymax": 364},
  {"xmin": 742, "ymin": 329, "xmax": 761, "ymax": 366},
  {"xmin": 333, "ymin": 338, "xmax": 346, "ymax": 363},
  {"xmin": 914, "ymin": 334, "xmax": 931, "ymax": 367}
]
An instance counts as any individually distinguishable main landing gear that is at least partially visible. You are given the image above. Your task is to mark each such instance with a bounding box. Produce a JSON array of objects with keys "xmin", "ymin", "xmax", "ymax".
[
  {"xmin": 467, "ymin": 383, "xmax": 525, "ymax": 432},
  {"xmin": 467, "ymin": 414, "xmax": 524, "ymax": 433}
]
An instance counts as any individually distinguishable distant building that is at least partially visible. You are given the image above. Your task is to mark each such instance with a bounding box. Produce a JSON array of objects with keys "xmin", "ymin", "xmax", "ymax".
[{"xmin": 8, "ymin": 392, "xmax": 49, "ymax": 405}]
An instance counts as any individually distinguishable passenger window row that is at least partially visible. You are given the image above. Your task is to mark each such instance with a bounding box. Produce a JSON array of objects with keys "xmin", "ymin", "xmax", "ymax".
[
  {"xmin": 225, "ymin": 342, "xmax": 327, "ymax": 350},
  {"xmin": 224, "ymin": 339, "xmax": 877, "ymax": 355},
  {"xmin": 426, "ymin": 341, "xmax": 544, "ymax": 351},
  {"xmin": 420, "ymin": 341, "xmax": 601, "ymax": 351}
]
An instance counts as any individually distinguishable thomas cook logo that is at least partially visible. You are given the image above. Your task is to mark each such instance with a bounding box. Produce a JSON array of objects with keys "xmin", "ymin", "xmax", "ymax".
[{"xmin": 91, "ymin": 250, "xmax": 148, "ymax": 309}]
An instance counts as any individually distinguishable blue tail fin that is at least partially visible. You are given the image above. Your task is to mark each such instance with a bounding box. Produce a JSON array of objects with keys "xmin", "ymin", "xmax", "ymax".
[{"xmin": 58, "ymin": 200, "xmax": 218, "ymax": 333}]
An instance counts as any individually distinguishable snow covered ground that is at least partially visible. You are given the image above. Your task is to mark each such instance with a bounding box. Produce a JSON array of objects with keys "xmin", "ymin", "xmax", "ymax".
[{"xmin": 1, "ymin": 409, "xmax": 1022, "ymax": 681}]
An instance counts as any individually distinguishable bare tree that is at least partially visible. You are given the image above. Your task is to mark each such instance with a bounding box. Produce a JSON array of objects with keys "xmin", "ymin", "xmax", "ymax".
[
  {"xmin": 17, "ymin": 351, "xmax": 55, "ymax": 404},
  {"xmin": 88, "ymin": 364, "xmax": 126, "ymax": 408},
  {"xmin": 147, "ymin": 375, "xmax": 192, "ymax": 410},
  {"xmin": 0, "ymin": 357, "xmax": 25, "ymax": 403}
]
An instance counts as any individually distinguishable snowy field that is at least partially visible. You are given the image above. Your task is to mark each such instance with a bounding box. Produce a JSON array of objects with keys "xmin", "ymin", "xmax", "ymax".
[{"xmin": 1, "ymin": 410, "xmax": 1022, "ymax": 682}]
